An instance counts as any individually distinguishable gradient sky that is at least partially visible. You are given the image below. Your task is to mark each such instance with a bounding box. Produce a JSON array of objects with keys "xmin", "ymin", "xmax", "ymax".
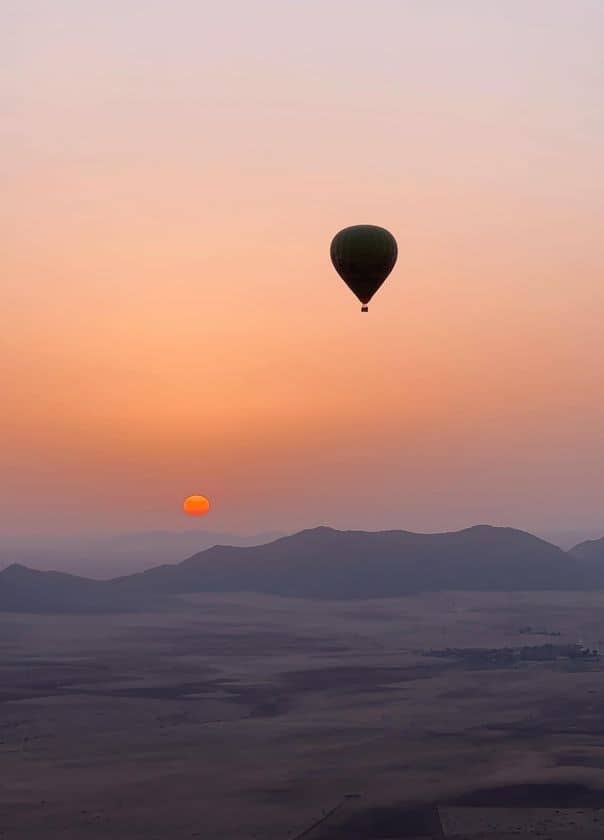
[{"xmin": 3, "ymin": 1, "xmax": 604, "ymax": 539}]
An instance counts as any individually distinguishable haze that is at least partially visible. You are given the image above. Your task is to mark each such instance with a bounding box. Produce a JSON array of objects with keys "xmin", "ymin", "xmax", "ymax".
[{"xmin": 3, "ymin": 0, "xmax": 604, "ymax": 543}]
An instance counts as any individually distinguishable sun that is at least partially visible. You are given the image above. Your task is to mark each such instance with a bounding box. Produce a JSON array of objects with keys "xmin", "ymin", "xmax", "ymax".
[{"xmin": 183, "ymin": 495, "xmax": 211, "ymax": 517}]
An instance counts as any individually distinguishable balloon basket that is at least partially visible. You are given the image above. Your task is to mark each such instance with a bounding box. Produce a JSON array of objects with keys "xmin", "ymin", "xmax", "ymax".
[{"xmin": 361, "ymin": 305, "xmax": 368, "ymax": 312}]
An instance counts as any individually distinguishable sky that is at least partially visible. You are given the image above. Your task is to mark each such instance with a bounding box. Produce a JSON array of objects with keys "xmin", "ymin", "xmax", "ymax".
[{"xmin": 2, "ymin": 0, "xmax": 604, "ymax": 541}]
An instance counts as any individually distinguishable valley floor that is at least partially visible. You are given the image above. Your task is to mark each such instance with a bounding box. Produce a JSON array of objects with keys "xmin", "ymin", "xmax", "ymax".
[{"xmin": 2, "ymin": 591, "xmax": 604, "ymax": 838}]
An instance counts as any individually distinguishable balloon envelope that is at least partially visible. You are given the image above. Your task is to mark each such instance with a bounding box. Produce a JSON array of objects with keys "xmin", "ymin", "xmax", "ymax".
[{"xmin": 330, "ymin": 225, "xmax": 397, "ymax": 308}]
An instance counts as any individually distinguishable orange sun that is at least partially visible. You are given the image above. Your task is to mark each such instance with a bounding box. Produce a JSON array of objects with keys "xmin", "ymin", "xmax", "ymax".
[{"xmin": 183, "ymin": 494, "xmax": 211, "ymax": 517}]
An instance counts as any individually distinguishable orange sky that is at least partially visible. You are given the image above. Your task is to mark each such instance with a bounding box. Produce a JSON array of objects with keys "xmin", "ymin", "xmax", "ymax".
[{"xmin": 3, "ymin": 1, "xmax": 604, "ymax": 537}]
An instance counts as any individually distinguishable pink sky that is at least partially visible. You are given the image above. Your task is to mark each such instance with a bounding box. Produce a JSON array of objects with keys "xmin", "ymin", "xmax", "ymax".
[{"xmin": 3, "ymin": 1, "xmax": 604, "ymax": 538}]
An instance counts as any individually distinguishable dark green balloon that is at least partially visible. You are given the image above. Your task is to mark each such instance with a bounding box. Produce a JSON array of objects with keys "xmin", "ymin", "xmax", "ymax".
[{"xmin": 330, "ymin": 225, "xmax": 397, "ymax": 310}]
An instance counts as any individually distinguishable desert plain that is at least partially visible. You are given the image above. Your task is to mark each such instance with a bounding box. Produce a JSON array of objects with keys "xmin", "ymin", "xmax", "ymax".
[{"xmin": 3, "ymin": 591, "xmax": 604, "ymax": 838}]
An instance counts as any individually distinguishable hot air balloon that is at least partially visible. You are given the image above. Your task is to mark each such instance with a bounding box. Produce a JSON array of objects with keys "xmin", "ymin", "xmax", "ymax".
[{"xmin": 330, "ymin": 225, "xmax": 397, "ymax": 312}]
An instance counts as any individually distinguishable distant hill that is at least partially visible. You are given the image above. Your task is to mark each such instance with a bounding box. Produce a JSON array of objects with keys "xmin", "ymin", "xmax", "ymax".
[
  {"xmin": 110, "ymin": 525, "xmax": 584, "ymax": 600},
  {"xmin": 0, "ymin": 525, "xmax": 599, "ymax": 612},
  {"xmin": 0, "ymin": 529, "xmax": 283, "ymax": 578},
  {"xmin": 538, "ymin": 528, "xmax": 604, "ymax": 550},
  {"xmin": 0, "ymin": 563, "xmax": 157, "ymax": 613},
  {"xmin": 568, "ymin": 536, "xmax": 604, "ymax": 584}
]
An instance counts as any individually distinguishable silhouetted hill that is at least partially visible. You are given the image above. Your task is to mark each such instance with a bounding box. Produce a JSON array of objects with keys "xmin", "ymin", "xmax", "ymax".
[
  {"xmin": 568, "ymin": 536, "xmax": 604, "ymax": 584},
  {"xmin": 0, "ymin": 525, "xmax": 596, "ymax": 612},
  {"xmin": 0, "ymin": 529, "xmax": 282, "ymax": 578},
  {"xmin": 0, "ymin": 564, "xmax": 152, "ymax": 613},
  {"xmin": 111, "ymin": 525, "xmax": 584, "ymax": 600},
  {"xmin": 570, "ymin": 536, "xmax": 604, "ymax": 561}
]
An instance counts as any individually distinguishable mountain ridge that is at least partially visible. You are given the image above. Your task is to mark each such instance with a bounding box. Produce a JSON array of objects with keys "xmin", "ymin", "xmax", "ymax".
[
  {"xmin": 0, "ymin": 529, "xmax": 283, "ymax": 578},
  {"xmin": 569, "ymin": 535, "xmax": 604, "ymax": 562},
  {"xmin": 1, "ymin": 524, "xmax": 602, "ymax": 612}
]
